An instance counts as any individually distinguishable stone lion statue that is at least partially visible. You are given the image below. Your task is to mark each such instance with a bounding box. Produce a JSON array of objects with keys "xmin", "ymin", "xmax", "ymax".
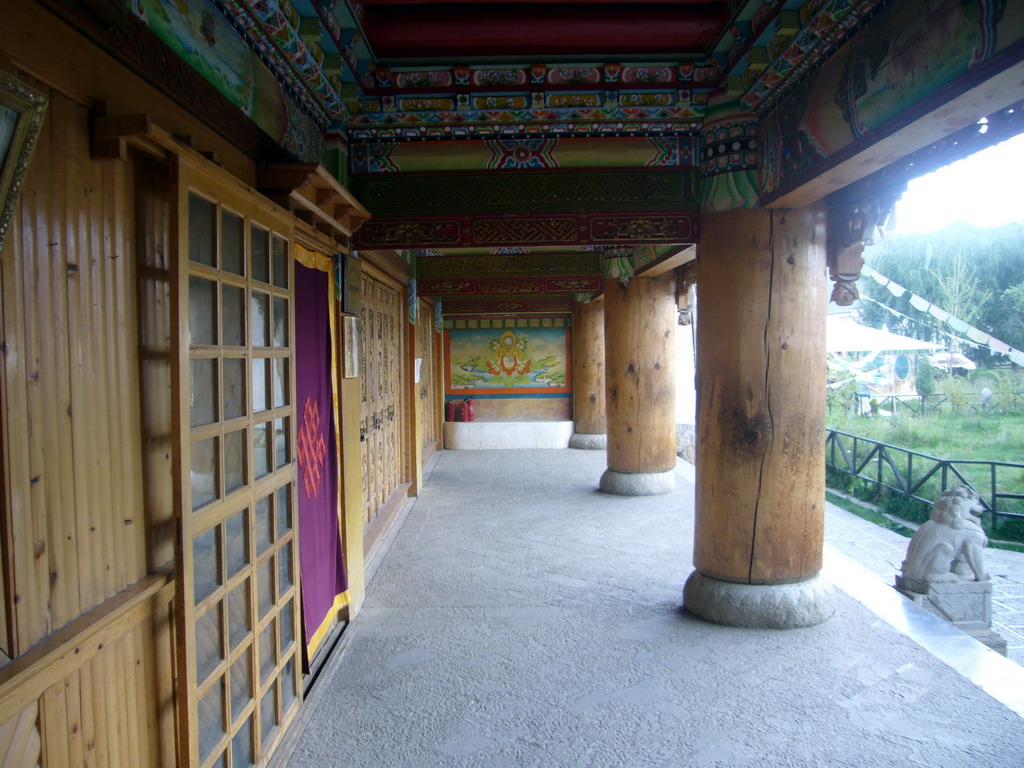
[{"xmin": 899, "ymin": 486, "xmax": 989, "ymax": 592}]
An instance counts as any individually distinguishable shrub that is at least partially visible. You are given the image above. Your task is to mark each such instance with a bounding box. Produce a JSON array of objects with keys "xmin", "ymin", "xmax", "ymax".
[
  {"xmin": 915, "ymin": 355, "xmax": 936, "ymax": 396},
  {"xmin": 942, "ymin": 376, "xmax": 971, "ymax": 413}
]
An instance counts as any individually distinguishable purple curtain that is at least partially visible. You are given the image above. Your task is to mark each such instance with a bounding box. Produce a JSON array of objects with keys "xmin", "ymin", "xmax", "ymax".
[{"xmin": 295, "ymin": 262, "xmax": 346, "ymax": 652}]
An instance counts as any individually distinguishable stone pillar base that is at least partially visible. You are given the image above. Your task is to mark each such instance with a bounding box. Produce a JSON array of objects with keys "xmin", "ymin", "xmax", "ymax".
[
  {"xmin": 569, "ymin": 432, "xmax": 606, "ymax": 450},
  {"xmin": 683, "ymin": 570, "xmax": 835, "ymax": 629},
  {"xmin": 895, "ymin": 577, "xmax": 1007, "ymax": 656},
  {"xmin": 599, "ymin": 468, "xmax": 674, "ymax": 496}
]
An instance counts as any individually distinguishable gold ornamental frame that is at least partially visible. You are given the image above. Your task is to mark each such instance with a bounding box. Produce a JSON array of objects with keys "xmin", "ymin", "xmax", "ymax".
[{"xmin": 0, "ymin": 70, "xmax": 47, "ymax": 255}]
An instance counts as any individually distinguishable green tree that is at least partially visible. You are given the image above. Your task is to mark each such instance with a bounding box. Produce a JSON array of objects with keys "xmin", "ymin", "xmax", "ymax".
[
  {"xmin": 915, "ymin": 354, "xmax": 936, "ymax": 396},
  {"xmin": 860, "ymin": 221, "xmax": 1024, "ymax": 366}
]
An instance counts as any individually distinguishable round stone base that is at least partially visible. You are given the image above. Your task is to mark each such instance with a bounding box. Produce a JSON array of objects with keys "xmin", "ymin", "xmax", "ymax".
[
  {"xmin": 599, "ymin": 468, "xmax": 675, "ymax": 496},
  {"xmin": 683, "ymin": 570, "xmax": 835, "ymax": 629},
  {"xmin": 569, "ymin": 432, "xmax": 607, "ymax": 450}
]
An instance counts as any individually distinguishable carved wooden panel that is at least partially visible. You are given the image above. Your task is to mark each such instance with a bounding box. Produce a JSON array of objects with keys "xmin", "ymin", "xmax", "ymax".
[
  {"xmin": 416, "ymin": 301, "xmax": 440, "ymax": 456},
  {"xmin": 359, "ymin": 274, "xmax": 405, "ymax": 525}
]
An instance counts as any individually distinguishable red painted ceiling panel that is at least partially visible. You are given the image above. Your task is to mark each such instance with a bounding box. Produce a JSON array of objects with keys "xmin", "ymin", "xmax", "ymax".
[{"xmin": 360, "ymin": 2, "xmax": 729, "ymax": 58}]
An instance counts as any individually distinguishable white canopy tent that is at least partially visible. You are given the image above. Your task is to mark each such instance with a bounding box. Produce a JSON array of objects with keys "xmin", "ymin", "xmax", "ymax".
[{"xmin": 826, "ymin": 316, "xmax": 941, "ymax": 354}]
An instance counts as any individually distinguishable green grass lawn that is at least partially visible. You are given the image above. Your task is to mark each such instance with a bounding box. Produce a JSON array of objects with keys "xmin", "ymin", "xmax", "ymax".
[
  {"xmin": 828, "ymin": 409, "xmax": 1024, "ymax": 464},
  {"xmin": 826, "ymin": 406, "xmax": 1024, "ymax": 543}
]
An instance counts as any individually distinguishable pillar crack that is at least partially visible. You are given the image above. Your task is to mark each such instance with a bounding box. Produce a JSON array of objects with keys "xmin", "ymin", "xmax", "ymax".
[
  {"xmin": 631, "ymin": 291, "xmax": 642, "ymax": 469},
  {"xmin": 749, "ymin": 211, "xmax": 776, "ymax": 583}
]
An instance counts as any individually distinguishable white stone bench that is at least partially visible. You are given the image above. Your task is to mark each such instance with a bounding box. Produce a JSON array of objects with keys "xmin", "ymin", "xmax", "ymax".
[{"xmin": 443, "ymin": 420, "xmax": 573, "ymax": 450}]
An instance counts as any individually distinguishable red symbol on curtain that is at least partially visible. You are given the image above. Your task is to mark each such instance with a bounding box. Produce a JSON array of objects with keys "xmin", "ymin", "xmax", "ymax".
[{"xmin": 297, "ymin": 396, "xmax": 327, "ymax": 501}]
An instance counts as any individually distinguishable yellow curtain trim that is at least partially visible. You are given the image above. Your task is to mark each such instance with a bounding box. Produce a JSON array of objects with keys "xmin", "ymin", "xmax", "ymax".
[
  {"xmin": 306, "ymin": 591, "xmax": 351, "ymax": 660},
  {"xmin": 293, "ymin": 242, "xmax": 334, "ymax": 273}
]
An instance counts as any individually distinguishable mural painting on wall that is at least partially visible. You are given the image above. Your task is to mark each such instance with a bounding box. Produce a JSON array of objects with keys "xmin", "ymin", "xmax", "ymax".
[
  {"xmin": 761, "ymin": 0, "xmax": 1024, "ymax": 198},
  {"xmin": 132, "ymin": 0, "xmax": 322, "ymax": 161},
  {"xmin": 445, "ymin": 327, "xmax": 571, "ymax": 395}
]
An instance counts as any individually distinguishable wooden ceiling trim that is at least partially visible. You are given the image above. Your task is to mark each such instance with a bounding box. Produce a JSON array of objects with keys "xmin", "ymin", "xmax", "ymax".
[{"xmin": 258, "ymin": 163, "xmax": 372, "ymax": 240}]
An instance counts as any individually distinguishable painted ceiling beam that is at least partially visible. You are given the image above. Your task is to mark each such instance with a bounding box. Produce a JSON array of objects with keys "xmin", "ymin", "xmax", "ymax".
[{"xmin": 359, "ymin": 5, "xmax": 728, "ymax": 58}]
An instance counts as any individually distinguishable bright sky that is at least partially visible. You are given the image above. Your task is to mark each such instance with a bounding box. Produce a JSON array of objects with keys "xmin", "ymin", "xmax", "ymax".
[{"xmin": 891, "ymin": 129, "xmax": 1024, "ymax": 234}]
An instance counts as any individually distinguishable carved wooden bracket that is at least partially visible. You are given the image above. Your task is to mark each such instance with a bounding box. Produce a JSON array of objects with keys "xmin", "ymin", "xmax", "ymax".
[
  {"xmin": 826, "ymin": 179, "xmax": 905, "ymax": 306},
  {"xmin": 258, "ymin": 164, "xmax": 371, "ymax": 243}
]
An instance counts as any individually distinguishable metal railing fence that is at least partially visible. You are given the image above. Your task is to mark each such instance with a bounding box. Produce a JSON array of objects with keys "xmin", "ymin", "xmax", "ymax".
[
  {"xmin": 825, "ymin": 429, "xmax": 1024, "ymax": 531},
  {"xmin": 852, "ymin": 391, "xmax": 1024, "ymax": 415}
]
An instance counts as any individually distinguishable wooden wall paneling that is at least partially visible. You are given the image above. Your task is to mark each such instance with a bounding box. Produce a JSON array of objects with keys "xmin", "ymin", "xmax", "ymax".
[
  {"xmin": 40, "ymin": 679, "xmax": 69, "ymax": 765},
  {"xmin": 135, "ymin": 151, "xmax": 175, "ymax": 571},
  {"xmin": 0, "ymin": 696, "xmax": 40, "ymax": 766},
  {"xmin": 1, "ymin": 105, "xmax": 35, "ymax": 654},
  {"xmin": 19, "ymin": 79, "xmax": 51, "ymax": 645},
  {"xmin": 0, "ymin": 66, "xmax": 179, "ymax": 768},
  {"xmin": 64, "ymin": 670, "xmax": 83, "ymax": 766}
]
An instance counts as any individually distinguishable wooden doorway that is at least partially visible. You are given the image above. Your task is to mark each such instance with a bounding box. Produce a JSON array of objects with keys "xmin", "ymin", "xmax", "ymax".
[
  {"xmin": 359, "ymin": 269, "xmax": 409, "ymax": 559},
  {"xmin": 416, "ymin": 299, "xmax": 441, "ymax": 465}
]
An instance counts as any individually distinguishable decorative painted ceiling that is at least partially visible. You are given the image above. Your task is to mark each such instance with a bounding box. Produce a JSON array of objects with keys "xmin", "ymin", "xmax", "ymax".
[
  {"xmin": 103, "ymin": 0, "xmax": 1024, "ymax": 309},
  {"xmin": 208, "ymin": 0, "xmax": 888, "ymax": 141}
]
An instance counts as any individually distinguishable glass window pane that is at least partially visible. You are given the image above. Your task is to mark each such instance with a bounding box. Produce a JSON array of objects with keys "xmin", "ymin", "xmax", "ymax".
[
  {"xmin": 198, "ymin": 676, "xmax": 226, "ymax": 762},
  {"xmin": 259, "ymin": 620, "xmax": 275, "ymax": 684},
  {"xmin": 195, "ymin": 603, "xmax": 224, "ymax": 685},
  {"xmin": 230, "ymin": 653, "xmax": 252, "ymax": 725},
  {"xmin": 272, "ymin": 358, "xmax": 288, "ymax": 409},
  {"xmin": 225, "ymin": 509, "xmax": 248, "ymax": 579},
  {"xmin": 191, "ymin": 437, "xmax": 219, "ymax": 510},
  {"xmin": 222, "ymin": 285, "xmax": 245, "ymax": 347},
  {"xmin": 189, "ymin": 276, "xmax": 217, "ymax": 346},
  {"xmin": 274, "ymin": 417, "xmax": 290, "ymax": 470},
  {"xmin": 258, "ymin": 558, "xmax": 273, "ymax": 620},
  {"xmin": 251, "ymin": 225, "xmax": 269, "ymax": 283},
  {"xmin": 232, "ymin": 713, "xmax": 253, "ymax": 768},
  {"xmin": 255, "ymin": 495, "xmax": 273, "ymax": 555},
  {"xmin": 189, "ymin": 194, "xmax": 216, "ymax": 267},
  {"xmin": 278, "ymin": 541, "xmax": 292, "ymax": 598},
  {"xmin": 282, "ymin": 657, "xmax": 297, "ymax": 715},
  {"xmin": 279, "ymin": 600, "xmax": 295, "ymax": 654},
  {"xmin": 253, "ymin": 422, "xmax": 271, "ymax": 480},
  {"xmin": 193, "ymin": 525, "xmax": 222, "ymax": 604},
  {"xmin": 224, "ymin": 429, "xmax": 247, "ymax": 495},
  {"xmin": 223, "ymin": 358, "xmax": 246, "ymax": 421},
  {"xmin": 276, "ymin": 485, "xmax": 292, "ymax": 539},
  {"xmin": 251, "ymin": 292, "xmax": 269, "ymax": 347},
  {"xmin": 221, "ymin": 210, "xmax": 244, "ymax": 276},
  {"xmin": 272, "ymin": 297, "xmax": 288, "ymax": 348},
  {"xmin": 190, "ymin": 358, "xmax": 217, "ymax": 427},
  {"xmin": 228, "ymin": 579, "xmax": 251, "ymax": 651},
  {"xmin": 252, "ymin": 358, "xmax": 268, "ymax": 413},
  {"xmin": 260, "ymin": 686, "xmax": 278, "ymax": 753},
  {"xmin": 271, "ymin": 236, "xmax": 288, "ymax": 289}
]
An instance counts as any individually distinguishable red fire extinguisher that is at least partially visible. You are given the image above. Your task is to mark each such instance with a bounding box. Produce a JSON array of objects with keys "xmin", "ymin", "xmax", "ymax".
[
  {"xmin": 455, "ymin": 401, "xmax": 466, "ymax": 422},
  {"xmin": 464, "ymin": 397, "xmax": 475, "ymax": 422},
  {"xmin": 445, "ymin": 399, "xmax": 456, "ymax": 422}
]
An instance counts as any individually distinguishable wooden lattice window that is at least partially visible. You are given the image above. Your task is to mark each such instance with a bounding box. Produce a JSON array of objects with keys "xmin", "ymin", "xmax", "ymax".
[{"xmin": 174, "ymin": 162, "xmax": 302, "ymax": 768}]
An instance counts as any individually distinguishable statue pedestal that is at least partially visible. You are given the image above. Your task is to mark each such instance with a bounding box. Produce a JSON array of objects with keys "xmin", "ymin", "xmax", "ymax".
[{"xmin": 895, "ymin": 577, "xmax": 1007, "ymax": 655}]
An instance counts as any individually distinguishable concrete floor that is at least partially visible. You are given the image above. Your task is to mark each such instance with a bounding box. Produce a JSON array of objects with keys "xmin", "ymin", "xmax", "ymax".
[{"xmin": 282, "ymin": 449, "xmax": 1024, "ymax": 767}]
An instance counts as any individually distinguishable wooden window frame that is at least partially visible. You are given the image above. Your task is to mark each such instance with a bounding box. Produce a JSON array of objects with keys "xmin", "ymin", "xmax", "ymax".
[{"xmin": 170, "ymin": 157, "xmax": 303, "ymax": 768}]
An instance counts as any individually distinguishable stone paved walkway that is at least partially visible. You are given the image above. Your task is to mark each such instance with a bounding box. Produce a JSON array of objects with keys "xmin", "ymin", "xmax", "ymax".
[{"xmin": 281, "ymin": 449, "xmax": 1024, "ymax": 768}]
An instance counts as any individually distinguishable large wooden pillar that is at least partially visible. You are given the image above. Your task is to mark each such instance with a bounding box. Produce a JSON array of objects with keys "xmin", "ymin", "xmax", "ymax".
[
  {"xmin": 683, "ymin": 205, "xmax": 834, "ymax": 627},
  {"xmin": 599, "ymin": 273, "xmax": 677, "ymax": 496},
  {"xmin": 569, "ymin": 297, "xmax": 607, "ymax": 449}
]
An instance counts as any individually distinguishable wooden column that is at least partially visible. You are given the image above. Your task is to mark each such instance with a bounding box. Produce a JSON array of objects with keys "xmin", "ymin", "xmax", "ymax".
[
  {"xmin": 569, "ymin": 298, "xmax": 607, "ymax": 449},
  {"xmin": 684, "ymin": 205, "xmax": 834, "ymax": 628},
  {"xmin": 599, "ymin": 273, "xmax": 677, "ymax": 495}
]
